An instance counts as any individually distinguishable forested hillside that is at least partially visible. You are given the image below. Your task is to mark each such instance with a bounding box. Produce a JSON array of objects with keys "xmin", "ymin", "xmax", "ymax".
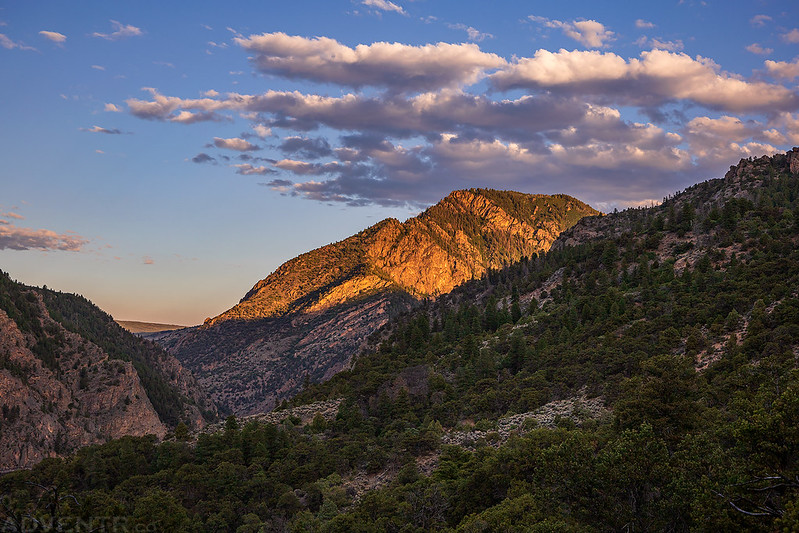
[
  {"xmin": 0, "ymin": 274, "xmax": 216, "ymax": 471},
  {"xmin": 3, "ymin": 149, "xmax": 799, "ymax": 531}
]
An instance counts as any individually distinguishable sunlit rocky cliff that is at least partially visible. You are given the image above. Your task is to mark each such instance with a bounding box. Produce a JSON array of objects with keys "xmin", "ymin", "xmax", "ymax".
[{"xmin": 161, "ymin": 189, "xmax": 599, "ymax": 415}]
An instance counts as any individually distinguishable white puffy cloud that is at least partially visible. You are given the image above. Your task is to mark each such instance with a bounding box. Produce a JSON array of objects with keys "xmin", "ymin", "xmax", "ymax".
[
  {"xmin": 766, "ymin": 58, "xmax": 799, "ymax": 80},
  {"xmin": 252, "ymin": 124, "xmax": 272, "ymax": 138},
  {"xmin": 362, "ymin": 0, "xmax": 405, "ymax": 15},
  {"xmin": 234, "ymin": 32, "xmax": 505, "ymax": 91},
  {"xmin": 529, "ymin": 16, "xmax": 615, "ymax": 48},
  {"xmin": 104, "ymin": 103, "xmax": 121, "ymax": 112},
  {"xmin": 746, "ymin": 43, "xmax": 773, "ymax": 55},
  {"xmin": 213, "ymin": 137, "xmax": 259, "ymax": 151},
  {"xmin": 0, "ymin": 224, "xmax": 88, "ymax": 251},
  {"xmin": 781, "ymin": 29, "xmax": 799, "ymax": 44},
  {"xmin": 683, "ymin": 115, "xmax": 781, "ymax": 166},
  {"xmin": 767, "ymin": 113, "xmax": 799, "ymax": 145},
  {"xmin": 39, "ymin": 31, "xmax": 66, "ymax": 43},
  {"xmin": 92, "ymin": 20, "xmax": 143, "ymax": 41},
  {"xmin": 491, "ymin": 49, "xmax": 799, "ymax": 112},
  {"xmin": 635, "ymin": 19, "xmax": 655, "ymax": 29}
]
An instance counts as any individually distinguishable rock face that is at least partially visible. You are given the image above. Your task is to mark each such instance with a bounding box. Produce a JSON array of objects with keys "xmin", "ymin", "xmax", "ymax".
[
  {"xmin": 0, "ymin": 272, "xmax": 217, "ymax": 471},
  {"xmin": 162, "ymin": 189, "xmax": 598, "ymax": 415}
]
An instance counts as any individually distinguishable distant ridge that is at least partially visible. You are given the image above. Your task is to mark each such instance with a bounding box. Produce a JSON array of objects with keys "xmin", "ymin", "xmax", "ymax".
[{"xmin": 116, "ymin": 320, "xmax": 188, "ymax": 334}]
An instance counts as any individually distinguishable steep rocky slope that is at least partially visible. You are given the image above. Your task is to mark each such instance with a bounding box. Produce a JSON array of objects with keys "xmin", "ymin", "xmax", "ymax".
[
  {"xmin": 0, "ymin": 272, "xmax": 217, "ymax": 470},
  {"xmin": 162, "ymin": 189, "xmax": 598, "ymax": 415}
]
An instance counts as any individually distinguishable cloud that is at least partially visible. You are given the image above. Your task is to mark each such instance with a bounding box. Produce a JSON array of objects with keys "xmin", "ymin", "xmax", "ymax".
[
  {"xmin": 0, "ymin": 224, "xmax": 88, "ymax": 252},
  {"xmin": 192, "ymin": 152, "xmax": 216, "ymax": 164},
  {"xmin": 233, "ymin": 164, "xmax": 276, "ymax": 175},
  {"xmin": 274, "ymin": 159, "xmax": 341, "ymax": 175},
  {"xmin": 143, "ymin": 256, "xmax": 154, "ymax": 265},
  {"xmin": 635, "ymin": 19, "xmax": 655, "ymax": 29},
  {"xmin": 81, "ymin": 125, "xmax": 124, "ymax": 134},
  {"xmin": 529, "ymin": 16, "xmax": 615, "ymax": 48},
  {"xmin": 683, "ymin": 115, "xmax": 781, "ymax": 166},
  {"xmin": 92, "ymin": 20, "xmax": 143, "ymax": 40},
  {"xmin": 782, "ymin": 29, "xmax": 799, "ymax": 44},
  {"xmin": 213, "ymin": 137, "xmax": 259, "ymax": 151},
  {"xmin": 0, "ymin": 34, "xmax": 36, "ymax": 51},
  {"xmin": 766, "ymin": 58, "xmax": 799, "ymax": 80},
  {"xmin": 265, "ymin": 178, "xmax": 293, "ymax": 189},
  {"xmin": 127, "ymin": 87, "xmax": 603, "ymax": 140},
  {"xmin": 92, "ymin": 64, "xmax": 106, "ymax": 71},
  {"xmin": 447, "ymin": 23, "xmax": 493, "ymax": 42},
  {"xmin": 3, "ymin": 212, "xmax": 24, "ymax": 220},
  {"xmin": 635, "ymin": 36, "xmax": 684, "ymax": 51},
  {"xmin": 125, "ymin": 33, "xmax": 799, "ymax": 210},
  {"xmin": 234, "ymin": 32, "xmax": 505, "ymax": 91},
  {"xmin": 265, "ymin": 131, "xmax": 694, "ymax": 209},
  {"xmin": 39, "ymin": 31, "xmax": 66, "ymax": 44},
  {"xmin": 170, "ymin": 110, "xmax": 225, "ymax": 124},
  {"xmin": 252, "ymin": 124, "xmax": 272, "ymax": 138},
  {"xmin": 746, "ymin": 43, "xmax": 773, "ymax": 55},
  {"xmin": 361, "ymin": 0, "xmax": 405, "ymax": 15},
  {"xmin": 491, "ymin": 48, "xmax": 799, "ymax": 112},
  {"xmin": 279, "ymin": 136, "xmax": 333, "ymax": 158},
  {"xmin": 750, "ymin": 14, "xmax": 772, "ymax": 27},
  {"xmin": 104, "ymin": 103, "xmax": 121, "ymax": 112}
]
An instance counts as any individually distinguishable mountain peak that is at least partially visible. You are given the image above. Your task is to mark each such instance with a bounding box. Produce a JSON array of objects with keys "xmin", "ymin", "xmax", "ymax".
[
  {"xmin": 166, "ymin": 189, "xmax": 598, "ymax": 413},
  {"xmin": 212, "ymin": 189, "xmax": 599, "ymax": 325}
]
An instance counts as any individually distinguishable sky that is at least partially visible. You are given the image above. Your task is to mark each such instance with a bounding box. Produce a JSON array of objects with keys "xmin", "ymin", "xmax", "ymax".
[{"xmin": 2, "ymin": 0, "xmax": 799, "ymax": 325}]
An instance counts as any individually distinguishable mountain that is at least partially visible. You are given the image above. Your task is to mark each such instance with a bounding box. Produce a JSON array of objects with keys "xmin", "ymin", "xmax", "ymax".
[
  {"xmin": 0, "ymin": 272, "xmax": 217, "ymax": 471},
  {"xmin": 5, "ymin": 149, "xmax": 799, "ymax": 531},
  {"xmin": 115, "ymin": 320, "xmax": 187, "ymax": 334},
  {"xmin": 160, "ymin": 189, "xmax": 599, "ymax": 414}
]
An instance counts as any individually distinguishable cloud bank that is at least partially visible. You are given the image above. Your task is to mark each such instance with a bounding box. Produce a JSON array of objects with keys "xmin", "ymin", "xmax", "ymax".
[{"xmin": 122, "ymin": 30, "xmax": 799, "ymax": 209}]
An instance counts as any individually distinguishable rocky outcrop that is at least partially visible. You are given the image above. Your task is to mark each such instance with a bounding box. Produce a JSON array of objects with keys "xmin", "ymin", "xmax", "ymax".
[
  {"xmin": 0, "ymin": 273, "xmax": 217, "ymax": 471},
  {"xmin": 441, "ymin": 394, "xmax": 608, "ymax": 449},
  {"xmin": 0, "ymin": 301, "xmax": 165, "ymax": 471},
  {"xmin": 196, "ymin": 398, "xmax": 343, "ymax": 437},
  {"xmin": 164, "ymin": 190, "xmax": 598, "ymax": 415}
]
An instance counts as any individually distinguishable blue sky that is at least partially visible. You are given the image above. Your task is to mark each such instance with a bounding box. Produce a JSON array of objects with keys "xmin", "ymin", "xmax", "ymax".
[{"xmin": 1, "ymin": 0, "xmax": 798, "ymax": 324}]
